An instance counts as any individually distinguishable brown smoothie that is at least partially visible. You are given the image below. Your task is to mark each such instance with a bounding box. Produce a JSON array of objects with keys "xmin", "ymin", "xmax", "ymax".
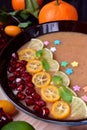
[{"xmin": 38, "ymin": 32, "xmax": 87, "ymax": 98}]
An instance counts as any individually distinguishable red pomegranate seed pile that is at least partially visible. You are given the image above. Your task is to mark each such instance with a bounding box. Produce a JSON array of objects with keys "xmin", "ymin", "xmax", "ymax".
[
  {"xmin": 0, "ymin": 108, "xmax": 12, "ymax": 128},
  {"xmin": 7, "ymin": 52, "xmax": 49, "ymax": 117}
]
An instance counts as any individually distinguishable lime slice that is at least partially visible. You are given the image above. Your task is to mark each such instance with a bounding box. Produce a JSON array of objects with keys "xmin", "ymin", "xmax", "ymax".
[
  {"xmin": 48, "ymin": 59, "xmax": 60, "ymax": 72},
  {"xmin": 66, "ymin": 87, "xmax": 77, "ymax": 97},
  {"xmin": 28, "ymin": 38, "xmax": 44, "ymax": 51},
  {"xmin": 43, "ymin": 48, "xmax": 53, "ymax": 60},
  {"xmin": 1, "ymin": 121, "xmax": 35, "ymax": 130},
  {"xmin": 54, "ymin": 71, "xmax": 70, "ymax": 87},
  {"xmin": 69, "ymin": 96, "xmax": 87, "ymax": 119}
]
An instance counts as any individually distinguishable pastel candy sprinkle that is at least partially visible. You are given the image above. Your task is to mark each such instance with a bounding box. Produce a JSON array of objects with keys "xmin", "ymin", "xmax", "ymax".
[
  {"xmin": 50, "ymin": 47, "xmax": 56, "ymax": 52},
  {"xmin": 73, "ymin": 85, "xmax": 80, "ymax": 91},
  {"xmin": 83, "ymin": 86, "xmax": 87, "ymax": 92},
  {"xmin": 44, "ymin": 41, "xmax": 49, "ymax": 46},
  {"xmin": 71, "ymin": 61, "xmax": 79, "ymax": 67},
  {"xmin": 61, "ymin": 61, "xmax": 68, "ymax": 67},
  {"xmin": 81, "ymin": 95, "xmax": 87, "ymax": 102},
  {"xmin": 54, "ymin": 40, "xmax": 61, "ymax": 45},
  {"xmin": 65, "ymin": 68, "xmax": 73, "ymax": 75}
]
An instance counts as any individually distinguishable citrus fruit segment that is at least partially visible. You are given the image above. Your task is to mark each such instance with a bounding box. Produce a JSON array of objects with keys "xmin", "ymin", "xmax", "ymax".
[
  {"xmin": 41, "ymin": 85, "xmax": 60, "ymax": 102},
  {"xmin": 28, "ymin": 38, "xmax": 44, "ymax": 51},
  {"xmin": 66, "ymin": 87, "xmax": 77, "ymax": 96},
  {"xmin": 54, "ymin": 71, "xmax": 70, "ymax": 87},
  {"xmin": 69, "ymin": 96, "xmax": 87, "ymax": 119},
  {"xmin": 51, "ymin": 100, "xmax": 71, "ymax": 119},
  {"xmin": 32, "ymin": 71, "xmax": 51, "ymax": 88},
  {"xmin": 0, "ymin": 100, "xmax": 16, "ymax": 115},
  {"xmin": 48, "ymin": 59, "xmax": 60, "ymax": 72},
  {"xmin": 43, "ymin": 48, "xmax": 53, "ymax": 60},
  {"xmin": 26, "ymin": 60, "xmax": 43, "ymax": 73},
  {"xmin": 18, "ymin": 48, "xmax": 36, "ymax": 61},
  {"xmin": 1, "ymin": 121, "xmax": 35, "ymax": 130}
]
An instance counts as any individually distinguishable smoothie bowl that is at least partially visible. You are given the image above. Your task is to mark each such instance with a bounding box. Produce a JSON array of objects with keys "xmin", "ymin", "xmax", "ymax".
[{"xmin": 0, "ymin": 21, "xmax": 87, "ymax": 126}]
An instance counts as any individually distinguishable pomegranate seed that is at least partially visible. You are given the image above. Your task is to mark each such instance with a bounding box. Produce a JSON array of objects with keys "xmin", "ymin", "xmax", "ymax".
[
  {"xmin": 21, "ymin": 72, "xmax": 30, "ymax": 78},
  {"xmin": 12, "ymin": 52, "xmax": 19, "ymax": 60},
  {"xmin": 8, "ymin": 66, "xmax": 15, "ymax": 73},
  {"xmin": 8, "ymin": 76, "xmax": 16, "ymax": 82},
  {"xmin": 25, "ymin": 88, "xmax": 35, "ymax": 95},
  {"xmin": 33, "ymin": 105, "xmax": 40, "ymax": 113},
  {"xmin": 35, "ymin": 100, "xmax": 46, "ymax": 107},
  {"xmin": 31, "ymin": 93, "xmax": 41, "ymax": 101},
  {"xmin": 15, "ymin": 78, "xmax": 21, "ymax": 83},
  {"xmin": 26, "ymin": 82, "xmax": 34, "ymax": 88},
  {"xmin": 17, "ymin": 92, "xmax": 26, "ymax": 100},
  {"xmin": 41, "ymin": 107, "xmax": 50, "ymax": 117},
  {"xmin": 25, "ymin": 97, "xmax": 34, "ymax": 106},
  {"xmin": 19, "ymin": 66, "xmax": 26, "ymax": 72},
  {"xmin": 15, "ymin": 62, "xmax": 22, "ymax": 68},
  {"xmin": 21, "ymin": 60, "xmax": 27, "ymax": 65},
  {"xmin": 17, "ymin": 84, "xmax": 25, "ymax": 91},
  {"xmin": 14, "ymin": 70, "xmax": 21, "ymax": 77}
]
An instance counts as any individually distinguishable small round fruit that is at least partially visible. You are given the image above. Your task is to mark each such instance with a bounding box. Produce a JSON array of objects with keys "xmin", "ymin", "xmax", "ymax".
[
  {"xmin": 4, "ymin": 25, "xmax": 22, "ymax": 37},
  {"xmin": 1, "ymin": 121, "xmax": 35, "ymax": 130},
  {"xmin": 32, "ymin": 71, "xmax": 51, "ymax": 88},
  {"xmin": 41, "ymin": 85, "xmax": 60, "ymax": 102},
  {"xmin": 18, "ymin": 48, "xmax": 36, "ymax": 61},
  {"xmin": 26, "ymin": 60, "xmax": 43, "ymax": 73},
  {"xmin": 0, "ymin": 100, "xmax": 16, "ymax": 115},
  {"xmin": 51, "ymin": 100, "xmax": 71, "ymax": 119}
]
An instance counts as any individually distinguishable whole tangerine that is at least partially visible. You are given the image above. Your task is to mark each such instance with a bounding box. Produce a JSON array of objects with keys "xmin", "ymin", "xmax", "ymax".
[{"xmin": 38, "ymin": 0, "xmax": 78, "ymax": 24}]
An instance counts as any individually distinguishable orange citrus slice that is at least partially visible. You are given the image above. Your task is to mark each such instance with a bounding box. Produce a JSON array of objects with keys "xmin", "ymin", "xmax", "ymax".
[
  {"xmin": 41, "ymin": 85, "xmax": 60, "ymax": 102},
  {"xmin": 51, "ymin": 100, "xmax": 71, "ymax": 119},
  {"xmin": 32, "ymin": 71, "xmax": 51, "ymax": 88},
  {"xmin": 26, "ymin": 60, "xmax": 43, "ymax": 74},
  {"xmin": 18, "ymin": 48, "xmax": 36, "ymax": 61}
]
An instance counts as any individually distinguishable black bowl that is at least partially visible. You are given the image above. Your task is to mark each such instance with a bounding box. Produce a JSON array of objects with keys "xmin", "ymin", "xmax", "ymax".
[{"xmin": 0, "ymin": 20, "xmax": 87, "ymax": 126}]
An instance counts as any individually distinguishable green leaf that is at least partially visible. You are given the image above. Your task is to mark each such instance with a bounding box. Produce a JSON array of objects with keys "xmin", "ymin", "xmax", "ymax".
[
  {"xmin": 19, "ymin": 10, "xmax": 30, "ymax": 20},
  {"xmin": 25, "ymin": 0, "xmax": 40, "ymax": 18},
  {"xmin": 18, "ymin": 21, "xmax": 32, "ymax": 28},
  {"xmin": 59, "ymin": 86, "xmax": 72, "ymax": 103},
  {"xmin": 52, "ymin": 75, "xmax": 63, "ymax": 85},
  {"xmin": 41, "ymin": 58, "xmax": 50, "ymax": 71},
  {"xmin": 36, "ymin": 50, "xmax": 43, "ymax": 58}
]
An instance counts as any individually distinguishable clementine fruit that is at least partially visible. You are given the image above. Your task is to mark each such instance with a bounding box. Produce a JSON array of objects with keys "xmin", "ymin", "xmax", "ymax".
[
  {"xmin": 12, "ymin": 0, "xmax": 25, "ymax": 10},
  {"xmin": 38, "ymin": 0, "xmax": 78, "ymax": 24},
  {"xmin": 12, "ymin": 0, "xmax": 43, "ymax": 10}
]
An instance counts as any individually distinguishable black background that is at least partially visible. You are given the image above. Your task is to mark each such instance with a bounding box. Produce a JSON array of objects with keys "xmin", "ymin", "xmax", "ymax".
[{"xmin": 0, "ymin": 0, "xmax": 87, "ymax": 22}]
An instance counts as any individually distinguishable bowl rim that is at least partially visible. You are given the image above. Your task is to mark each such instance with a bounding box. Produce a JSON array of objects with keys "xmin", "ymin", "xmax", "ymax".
[{"xmin": 0, "ymin": 20, "xmax": 87, "ymax": 126}]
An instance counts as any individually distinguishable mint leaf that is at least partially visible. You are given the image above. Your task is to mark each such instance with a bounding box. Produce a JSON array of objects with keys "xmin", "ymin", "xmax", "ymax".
[
  {"xmin": 18, "ymin": 21, "xmax": 32, "ymax": 28},
  {"xmin": 41, "ymin": 58, "xmax": 50, "ymax": 71},
  {"xmin": 36, "ymin": 50, "xmax": 43, "ymax": 58},
  {"xmin": 59, "ymin": 86, "xmax": 72, "ymax": 103},
  {"xmin": 52, "ymin": 75, "xmax": 63, "ymax": 85}
]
